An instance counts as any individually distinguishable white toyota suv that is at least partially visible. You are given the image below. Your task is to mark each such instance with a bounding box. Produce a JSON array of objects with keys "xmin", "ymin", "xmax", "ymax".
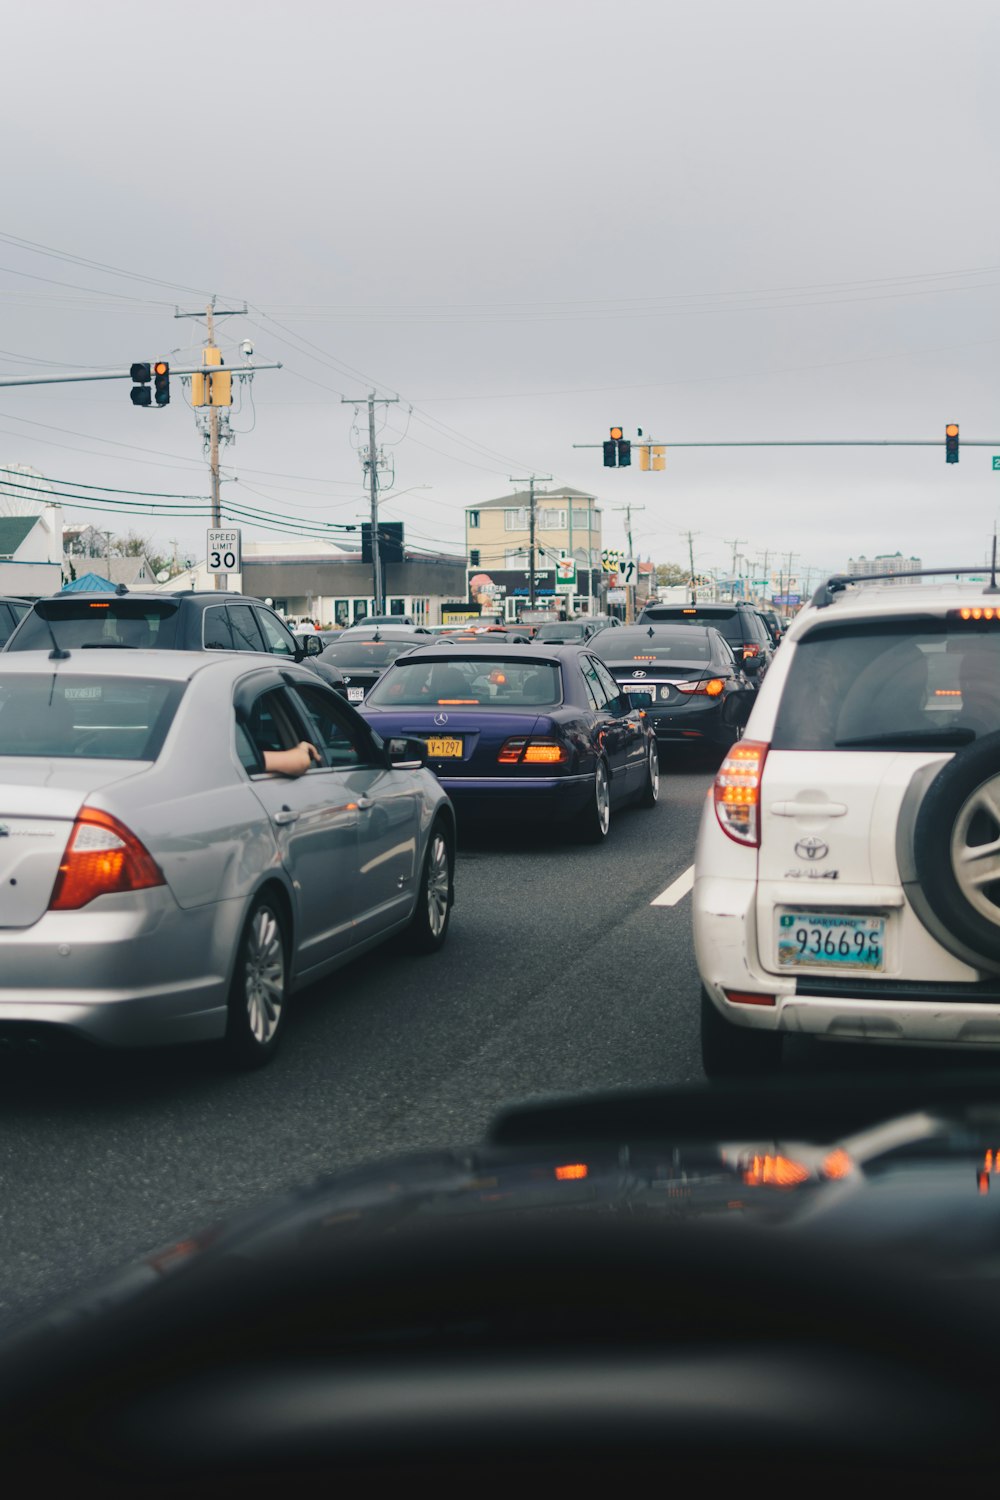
[{"xmin": 694, "ymin": 569, "xmax": 1000, "ymax": 1076}]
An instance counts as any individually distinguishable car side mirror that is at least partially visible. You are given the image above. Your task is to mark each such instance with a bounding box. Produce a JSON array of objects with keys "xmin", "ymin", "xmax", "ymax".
[
  {"xmin": 387, "ymin": 736, "xmax": 427, "ymax": 768},
  {"xmin": 304, "ymin": 635, "xmax": 323, "ymax": 657},
  {"xmin": 722, "ymin": 689, "xmax": 755, "ymax": 729}
]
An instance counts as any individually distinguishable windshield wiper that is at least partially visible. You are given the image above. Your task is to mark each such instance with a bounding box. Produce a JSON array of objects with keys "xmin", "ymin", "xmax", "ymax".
[{"xmin": 834, "ymin": 728, "xmax": 976, "ymax": 748}]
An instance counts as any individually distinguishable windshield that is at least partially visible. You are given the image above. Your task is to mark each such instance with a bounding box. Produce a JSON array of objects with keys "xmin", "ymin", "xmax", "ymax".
[
  {"xmin": 0, "ymin": 675, "xmax": 182, "ymax": 759},
  {"xmin": 534, "ymin": 622, "xmax": 588, "ymax": 640},
  {"xmin": 639, "ymin": 607, "xmax": 742, "ymax": 645},
  {"xmin": 594, "ymin": 627, "xmax": 714, "ymax": 663},
  {"xmin": 773, "ymin": 620, "xmax": 1000, "ymax": 750},
  {"xmin": 365, "ymin": 656, "xmax": 562, "ymax": 706},
  {"xmin": 319, "ymin": 640, "xmax": 422, "ymax": 668},
  {"xmin": 9, "ymin": 601, "xmax": 180, "ymax": 652}
]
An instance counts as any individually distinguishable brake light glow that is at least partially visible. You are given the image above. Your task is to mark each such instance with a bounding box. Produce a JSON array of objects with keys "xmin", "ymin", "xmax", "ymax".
[
  {"xmin": 554, "ymin": 1163, "xmax": 588, "ymax": 1181},
  {"xmin": 49, "ymin": 807, "xmax": 165, "ymax": 910},
  {"xmin": 958, "ymin": 607, "xmax": 999, "ymax": 621},
  {"xmin": 676, "ymin": 677, "xmax": 725, "ymax": 697},
  {"xmin": 742, "ymin": 643, "xmax": 760, "ymax": 658},
  {"xmin": 498, "ymin": 738, "xmax": 568, "ymax": 765},
  {"xmin": 88, "ymin": 602, "xmax": 110, "ymax": 609},
  {"xmin": 742, "ymin": 1154, "xmax": 810, "ymax": 1189},
  {"xmin": 714, "ymin": 740, "xmax": 769, "ymax": 846}
]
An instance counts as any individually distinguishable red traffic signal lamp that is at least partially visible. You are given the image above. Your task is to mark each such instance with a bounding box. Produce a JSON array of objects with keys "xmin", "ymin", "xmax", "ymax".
[
  {"xmin": 129, "ymin": 362, "xmax": 151, "ymax": 406},
  {"xmin": 945, "ymin": 423, "xmax": 959, "ymax": 464},
  {"xmin": 603, "ymin": 426, "xmax": 631, "ymax": 468},
  {"xmin": 153, "ymin": 361, "xmax": 170, "ymax": 407}
]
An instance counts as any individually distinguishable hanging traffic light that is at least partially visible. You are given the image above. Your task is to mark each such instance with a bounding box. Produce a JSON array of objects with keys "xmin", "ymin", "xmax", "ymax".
[
  {"xmin": 946, "ymin": 423, "xmax": 959, "ymax": 464},
  {"xmin": 153, "ymin": 361, "xmax": 170, "ymax": 407},
  {"xmin": 639, "ymin": 444, "xmax": 650, "ymax": 470},
  {"xmin": 605, "ymin": 427, "xmax": 631, "ymax": 467},
  {"xmin": 652, "ymin": 446, "xmax": 666, "ymax": 470},
  {"xmin": 129, "ymin": 362, "xmax": 151, "ymax": 407}
]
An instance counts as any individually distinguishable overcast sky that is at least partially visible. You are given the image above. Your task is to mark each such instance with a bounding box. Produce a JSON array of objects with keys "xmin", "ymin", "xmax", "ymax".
[{"xmin": 1, "ymin": 0, "xmax": 998, "ymax": 589}]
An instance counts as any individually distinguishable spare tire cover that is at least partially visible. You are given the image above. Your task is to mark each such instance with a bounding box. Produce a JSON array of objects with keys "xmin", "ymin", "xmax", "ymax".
[{"xmin": 907, "ymin": 731, "xmax": 1000, "ymax": 970}]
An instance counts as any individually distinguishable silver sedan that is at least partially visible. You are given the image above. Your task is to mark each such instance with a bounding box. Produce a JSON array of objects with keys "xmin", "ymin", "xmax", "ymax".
[{"xmin": 0, "ymin": 652, "xmax": 455, "ymax": 1067}]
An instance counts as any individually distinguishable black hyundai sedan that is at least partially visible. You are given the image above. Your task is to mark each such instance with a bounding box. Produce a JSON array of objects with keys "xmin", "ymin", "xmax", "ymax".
[
  {"xmin": 359, "ymin": 643, "xmax": 659, "ymax": 841},
  {"xmin": 318, "ymin": 629, "xmax": 431, "ymax": 704},
  {"xmin": 592, "ymin": 623, "xmax": 753, "ymax": 757}
]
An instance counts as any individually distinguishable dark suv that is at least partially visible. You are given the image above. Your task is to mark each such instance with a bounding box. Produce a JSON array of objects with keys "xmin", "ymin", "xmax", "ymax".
[
  {"xmin": 4, "ymin": 590, "xmax": 346, "ymax": 692},
  {"xmin": 0, "ymin": 597, "xmax": 31, "ymax": 647},
  {"xmin": 636, "ymin": 601, "xmax": 775, "ymax": 679}
]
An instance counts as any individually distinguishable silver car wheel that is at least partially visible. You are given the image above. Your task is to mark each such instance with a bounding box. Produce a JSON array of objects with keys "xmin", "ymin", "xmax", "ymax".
[
  {"xmin": 595, "ymin": 760, "xmax": 610, "ymax": 836},
  {"xmin": 647, "ymin": 744, "xmax": 659, "ymax": 802},
  {"xmin": 952, "ymin": 775, "xmax": 1000, "ymax": 926},
  {"xmin": 244, "ymin": 904, "xmax": 285, "ymax": 1045},
  {"xmin": 426, "ymin": 833, "xmax": 450, "ymax": 939}
]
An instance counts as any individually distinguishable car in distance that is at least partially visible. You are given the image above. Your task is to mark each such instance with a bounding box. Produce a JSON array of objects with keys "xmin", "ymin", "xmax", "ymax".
[
  {"xmin": 532, "ymin": 619, "xmax": 610, "ymax": 644},
  {"xmin": 592, "ymin": 623, "xmax": 754, "ymax": 757},
  {"xmin": 0, "ymin": 597, "xmax": 30, "ymax": 647},
  {"xmin": 756, "ymin": 607, "xmax": 785, "ymax": 648},
  {"xmin": 0, "ymin": 652, "xmax": 454, "ymax": 1066},
  {"xmin": 694, "ymin": 568, "xmax": 1000, "ymax": 1078},
  {"xmin": 637, "ymin": 600, "xmax": 774, "ymax": 679},
  {"xmin": 359, "ymin": 643, "xmax": 659, "ymax": 840},
  {"xmin": 4, "ymin": 589, "xmax": 347, "ymax": 693},
  {"xmin": 318, "ymin": 629, "xmax": 433, "ymax": 703}
]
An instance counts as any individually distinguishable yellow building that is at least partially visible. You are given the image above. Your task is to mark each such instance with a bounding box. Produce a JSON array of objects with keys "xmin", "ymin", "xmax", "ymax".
[{"xmin": 465, "ymin": 486, "xmax": 603, "ymax": 619}]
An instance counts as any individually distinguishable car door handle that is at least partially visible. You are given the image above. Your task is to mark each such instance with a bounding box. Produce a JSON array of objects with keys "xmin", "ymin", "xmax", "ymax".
[
  {"xmin": 771, "ymin": 801, "xmax": 848, "ymax": 818},
  {"xmin": 273, "ymin": 806, "xmax": 300, "ymax": 826},
  {"xmin": 356, "ymin": 796, "xmax": 374, "ymax": 811}
]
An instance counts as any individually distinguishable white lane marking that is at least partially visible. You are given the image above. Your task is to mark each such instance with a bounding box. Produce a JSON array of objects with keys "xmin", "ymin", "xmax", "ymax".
[{"xmin": 651, "ymin": 865, "xmax": 694, "ymax": 907}]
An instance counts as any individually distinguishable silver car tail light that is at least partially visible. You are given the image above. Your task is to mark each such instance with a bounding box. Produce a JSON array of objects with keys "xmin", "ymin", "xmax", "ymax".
[{"xmin": 49, "ymin": 807, "xmax": 165, "ymax": 911}]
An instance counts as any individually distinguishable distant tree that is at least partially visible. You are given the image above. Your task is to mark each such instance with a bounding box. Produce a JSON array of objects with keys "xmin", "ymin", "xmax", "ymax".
[
  {"xmin": 655, "ymin": 561, "xmax": 691, "ymax": 587},
  {"xmin": 111, "ymin": 530, "xmax": 168, "ymax": 577}
]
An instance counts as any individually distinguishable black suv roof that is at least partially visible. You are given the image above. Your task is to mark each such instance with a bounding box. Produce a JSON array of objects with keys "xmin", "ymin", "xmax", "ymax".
[{"xmin": 636, "ymin": 601, "xmax": 774, "ymax": 663}]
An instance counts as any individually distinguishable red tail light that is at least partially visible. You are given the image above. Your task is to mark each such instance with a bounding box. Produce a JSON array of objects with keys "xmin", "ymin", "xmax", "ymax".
[
  {"xmin": 714, "ymin": 740, "xmax": 769, "ymax": 846},
  {"xmin": 49, "ymin": 807, "xmax": 165, "ymax": 910},
  {"xmin": 498, "ymin": 738, "xmax": 569, "ymax": 765},
  {"xmin": 742, "ymin": 643, "xmax": 760, "ymax": 659},
  {"xmin": 676, "ymin": 677, "xmax": 726, "ymax": 697}
]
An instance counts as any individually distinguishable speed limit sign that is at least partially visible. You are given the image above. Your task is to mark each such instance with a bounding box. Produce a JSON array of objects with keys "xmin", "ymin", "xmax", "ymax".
[{"xmin": 206, "ymin": 528, "xmax": 241, "ymax": 574}]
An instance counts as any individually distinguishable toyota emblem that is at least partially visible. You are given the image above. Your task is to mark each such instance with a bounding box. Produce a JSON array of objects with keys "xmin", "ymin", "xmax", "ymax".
[
  {"xmin": 433, "ymin": 712, "xmax": 449, "ymax": 726},
  {"xmin": 794, "ymin": 836, "xmax": 829, "ymax": 861}
]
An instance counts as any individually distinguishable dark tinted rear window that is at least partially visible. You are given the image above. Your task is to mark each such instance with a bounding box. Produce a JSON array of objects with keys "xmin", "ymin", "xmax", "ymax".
[
  {"xmin": 773, "ymin": 620, "xmax": 1000, "ymax": 750},
  {"xmin": 366, "ymin": 656, "xmax": 562, "ymax": 707},
  {"xmin": 594, "ymin": 627, "xmax": 714, "ymax": 663},
  {"xmin": 10, "ymin": 600, "xmax": 180, "ymax": 652},
  {"xmin": 320, "ymin": 640, "xmax": 424, "ymax": 668},
  {"xmin": 0, "ymin": 675, "xmax": 183, "ymax": 759},
  {"xmin": 640, "ymin": 607, "xmax": 742, "ymax": 644}
]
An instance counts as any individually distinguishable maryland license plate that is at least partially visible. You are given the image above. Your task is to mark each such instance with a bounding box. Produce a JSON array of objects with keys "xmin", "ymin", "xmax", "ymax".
[
  {"xmin": 777, "ymin": 911, "xmax": 886, "ymax": 971},
  {"xmin": 426, "ymin": 736, "xmax": 463, "ymax": 758}
]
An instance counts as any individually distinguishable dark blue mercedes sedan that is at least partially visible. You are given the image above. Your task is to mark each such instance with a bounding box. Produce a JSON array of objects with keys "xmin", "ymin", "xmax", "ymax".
[{"xmin": 359, "ymin": 643, "xmax": 659, "ymax": 840}]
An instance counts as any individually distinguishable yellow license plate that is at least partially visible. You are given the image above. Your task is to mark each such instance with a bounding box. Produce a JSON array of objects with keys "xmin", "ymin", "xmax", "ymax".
[{"xmin": 426, "ymin": 736, "xmax": 463, "ymax": 758}]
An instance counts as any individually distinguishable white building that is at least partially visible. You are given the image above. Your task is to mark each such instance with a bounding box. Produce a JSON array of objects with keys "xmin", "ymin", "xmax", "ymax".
[{"xmin": 847, "ymin": 552, "xmax": 922, "ymax": 585}]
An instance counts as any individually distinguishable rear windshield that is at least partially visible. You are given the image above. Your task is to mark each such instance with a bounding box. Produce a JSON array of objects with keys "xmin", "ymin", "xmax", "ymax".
[
  {"xmin": 0, "ymin": 675, "xmax": 184, "ymax": 760},
  {"xmin": 594, "ymin": 627, "xmax": 714, "ymax": 663},
  {"xmin": 534, "ymin": 622, "xmax": 589, "ymax": 640},
  {"xmin": 366, "ymin": 657, "xmax": 562, "ymax": 707},
  {"xmin": 320, "ymin": 640, "xmax": 423, "ymax": 668},
  {"xmin": 773, "ymin": 620, "xmax": 1000, "ymax": 750},
  {"xmin": 9, "ymin": 600, "xmax": 180, "ymax": 652},
  {"xmin": 640, "ymin": 607, "xmax": 742, "ymax": 644}
]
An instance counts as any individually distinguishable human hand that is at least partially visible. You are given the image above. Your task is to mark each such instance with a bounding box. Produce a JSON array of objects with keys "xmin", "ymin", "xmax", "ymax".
[{"xmin": 264, "ymin": 741, "xmax": 322, "ymax": 776}]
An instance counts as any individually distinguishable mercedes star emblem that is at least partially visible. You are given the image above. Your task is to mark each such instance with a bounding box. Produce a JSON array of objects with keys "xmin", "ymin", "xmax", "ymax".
[{"xmin": 433, "ymin": 712, "xmax": 449, "ymax": 726}]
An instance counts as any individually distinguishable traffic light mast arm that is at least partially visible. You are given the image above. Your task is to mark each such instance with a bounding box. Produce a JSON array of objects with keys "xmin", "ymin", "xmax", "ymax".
[
  {"xmin": 575, "ymin": 438, "xmax": 1000, "ymax": 448},
  {"xmin": 0, "ymin": 363, "xmax": 282, "ymax": 388}
]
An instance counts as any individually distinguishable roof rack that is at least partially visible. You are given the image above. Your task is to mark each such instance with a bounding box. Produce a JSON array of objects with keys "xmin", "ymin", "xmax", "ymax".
[{"xmin": 811, "ymin": 550, "xmax": 1000, "ymax": 610}]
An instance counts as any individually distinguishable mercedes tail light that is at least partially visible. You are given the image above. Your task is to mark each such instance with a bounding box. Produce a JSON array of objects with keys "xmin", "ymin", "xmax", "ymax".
[
  {"xmin": 714, "ymin": 740, "xmax": 769, "ymax": 846},
  {"xmin": 498, "ymin": 738, "xmax": 569, "ymax": 765},
  {"xmin": 49, "ymin": 807, "xmax": 165, "ymax": 910}
]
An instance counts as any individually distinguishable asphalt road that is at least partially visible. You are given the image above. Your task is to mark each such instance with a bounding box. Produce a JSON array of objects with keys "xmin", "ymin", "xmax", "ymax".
[{"xmin": 0, "ymin": 757, "xmax": 711, "ymax": 1330}]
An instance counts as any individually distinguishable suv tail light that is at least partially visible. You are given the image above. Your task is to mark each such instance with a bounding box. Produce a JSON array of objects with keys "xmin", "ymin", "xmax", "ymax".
[
  {"xmin": 714, "ymin": 740, "xmax": 769, "ymax": 846},
  {"xmin": 49, "ymin": 807, "xmax": 165, "ymax": 910},
  {"xmin": 741, "ymin": 643, "xmax": 761, "ymax": 659},
  {"xmin": 498, "ymin": 738, "xmax": 569, "ymax": 765}
]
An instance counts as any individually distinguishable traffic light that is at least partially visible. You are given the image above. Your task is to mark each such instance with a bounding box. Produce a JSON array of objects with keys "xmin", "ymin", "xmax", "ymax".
[
  {"xmin": 153, "ymin": 361, "xmax": 170, "ymax": 407},
  {"xmin": 652, "ymin": 446, "xmax": 665, "ymax": 470},
  {"xmin": 639, "ymin": 444, "xmax": 650, "ymax": 471},
  {"xmin": 605, "ymin": 427, "xmax": 631, "ymax": 467},
  {"xmin": 946, "ymin": 423, "xmax": 959, "ymax": 464},
  {"xmin": 129, "ymin": 362, "xmax": 151, "ymax": 407}
]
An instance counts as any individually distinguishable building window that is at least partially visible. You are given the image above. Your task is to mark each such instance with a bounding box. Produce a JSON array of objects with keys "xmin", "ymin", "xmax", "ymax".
[
  {"xmin": 504, "ymin": 508, "xmax": 529, "ymax": 531},
  {"xmin": 469, "ymin": 549, "xmax": 480, "ymax": 567},
  {"xmin": 539, "ymin": 508, "xmax": 567, "ymax": 530},
  {"xmin": 468, "ymin": 510, "xmax": 480, "ymax": 528}
]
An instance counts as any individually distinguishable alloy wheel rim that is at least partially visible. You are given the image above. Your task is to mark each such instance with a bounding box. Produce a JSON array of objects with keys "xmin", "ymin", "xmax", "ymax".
[
  {"xmin": 426, "ymin": 834, "xmax": 450, "ymax": 937},
  {"xmin": 648, "ymin": 745, "xmax": 659, "ymax": 801},
  {"xmin": 596, "ymin": 762, "xmax": 610, "ymax": 835},
  {"xmin": 952, "ymin": 775, "xmax": 1000, "ymax": 926},
  {"xmin": 245, "ymin": 906, "xmax": 285, "ymax": 1044}
]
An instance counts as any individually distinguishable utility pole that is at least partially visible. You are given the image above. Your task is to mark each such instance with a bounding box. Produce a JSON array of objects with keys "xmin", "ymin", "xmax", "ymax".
[
  {"xmin": 175, "ymin": 297, "xmax": 248, "ymax": 591},
  {"xmin": 613, "ymin": 504, "xmax": 644, "ymax": 622},
  {"xmin": 342, "ymin": 392, "xmax": 400, "ymax": 614},
  {"xmin": 682, "ymin": 529, "xmax": 699, "ymax": 604},
  {"xmin": 727, "ymin": 537, "xmax": 746, "ymax": 600},
  {"xmin": 508, "ymin": 474, "xmax": 552, "ymax": 613}
]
